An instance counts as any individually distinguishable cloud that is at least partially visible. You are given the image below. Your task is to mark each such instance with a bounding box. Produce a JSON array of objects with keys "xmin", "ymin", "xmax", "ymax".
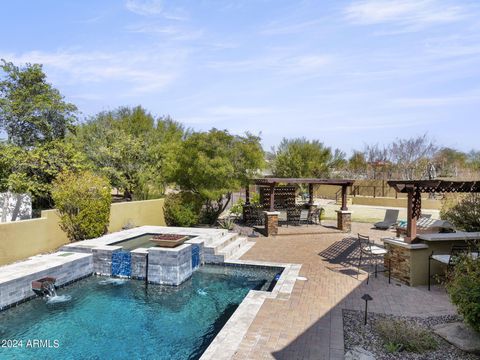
[
  {"xmin": 344, "ymin": 0, "xmax": 466, "ymax": 30},
  {"xmin": 2, "ymin": 48, "xmax": 187, "ymax": 96},
  {"xmin": 126, "ymin": 23, "xmax": 203, "ymax": 40},
  {"xmin": 393, "ymin": 93, "xmax": 480, "ymax": 107},
  {"xmin": 208, "ymin": 53, "xmax": 331, "ymax": 75},
  {"xmin": 125, "ymin": 0, "xmax": 163, "ymax": 16}
]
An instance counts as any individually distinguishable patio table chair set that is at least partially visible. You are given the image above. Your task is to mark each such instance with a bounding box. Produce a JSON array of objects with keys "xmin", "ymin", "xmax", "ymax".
[{"xmin": 278, "ymin": 206, "xmax": 323, "ymax": 227}]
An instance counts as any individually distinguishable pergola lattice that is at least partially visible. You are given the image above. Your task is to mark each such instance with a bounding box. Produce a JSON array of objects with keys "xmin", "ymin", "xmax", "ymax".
[{"xmin": 387, "ymin": 180, "xmax": 480, "ymax": 243}]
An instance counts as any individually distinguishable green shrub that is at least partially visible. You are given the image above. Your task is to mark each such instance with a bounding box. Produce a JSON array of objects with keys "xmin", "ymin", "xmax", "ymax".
[
  {"xmin": 441, "ymin": 194, "xmax": 480, "ymax": 231},
  {"xmin": 375, "ymin": 318, "xmax": 438, "ymax": 353},
  {"xmin": 52, "ymin": 171, "xmax": 111, "ymax": 242},
  {"xmin": 446, "ymin": 255, "xmax": 480, "ymax": 332},
  {"xmin": 229, "ymin": 198, "xmax": 244, "ymax": 217},
  {"xmin": 163, "ymin": 192, "xmax": 202, "ymax": 227}
]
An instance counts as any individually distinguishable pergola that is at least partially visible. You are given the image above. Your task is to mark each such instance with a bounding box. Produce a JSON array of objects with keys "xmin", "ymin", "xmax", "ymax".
[
  {"xmin": 387, "ymin": 180, "xmax": 480, "ymax": 243},
  {"xmin": 250, "ymin": 178, "xmax": 355, "ymax": 211}
]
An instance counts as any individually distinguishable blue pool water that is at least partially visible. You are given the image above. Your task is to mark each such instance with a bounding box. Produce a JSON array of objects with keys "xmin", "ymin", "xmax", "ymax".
[{"xmin": 0, "ymin": 265, "xmax": 281, "ymax": 360}]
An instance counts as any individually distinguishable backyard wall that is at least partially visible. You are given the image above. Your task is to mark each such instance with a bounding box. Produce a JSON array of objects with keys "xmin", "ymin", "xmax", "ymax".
[{"xmin": 0, "ymin": 198, "xmax": 165, "ymax": 266}]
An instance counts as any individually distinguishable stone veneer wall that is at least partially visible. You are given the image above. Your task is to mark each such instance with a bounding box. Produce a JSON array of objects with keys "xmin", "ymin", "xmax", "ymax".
[
  {"xmin": 92, "ymin": 246, "xmax": 122, "ymax": 276},
  {"xmin": 384, "ymin": 243, "xmax": 411, "ymax": 285},
  {"xmin": 0, "ymin": 253, "xmax": 93, "ymax": 310},
  {"xmin": 131, "ymin": 248, "xmax": 148, "ymax": 279},
  {"xmin": 336, "ymin": 211, "xmax": 352, "ymax": 233},
  {"xmin": 147, "ymin": 244, "xmax": 193, "ymax": 285}
]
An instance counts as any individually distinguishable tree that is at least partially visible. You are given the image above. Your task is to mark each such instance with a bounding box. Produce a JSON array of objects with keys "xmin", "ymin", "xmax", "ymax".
[
  {"xmin": 441, "ymin": 194, "xmax": 480, "ymax": 232},
  {"xmin": 174, "ymin": 129, "xmax": 264, "ymax": 224},
  {"xmin": 348, "ymin": 151, "xmax": 368, "ymax": 178},
  {"xmin": 52, "ymin": 171, "xmax": 111, "ymax": 241},
  {"xmin": 0, "ymin": 60, "xmax": 77, "ymax": 147},
  {"xmin": 434, "ymin": 148, "xmax": 467, "ymax": 177},
  {"xmin": 0, "ymin": 140, "xmax": 88, "ymax": 208},
  {"xmin": 73, "ymin": 106, "xmax": 185, "ymax": 200},
  {"xmin": 389, "ymin": 134, "xmax": 437, "ymax": 180},
  {"xmin": 272, "ymin": 138, "xmax": 344, "ymax": 178}
]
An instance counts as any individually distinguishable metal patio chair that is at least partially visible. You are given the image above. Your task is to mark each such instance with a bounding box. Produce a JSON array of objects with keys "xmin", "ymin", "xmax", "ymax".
[{"xmin": 357, "ymin": 233, "xmax": 391, "ymax": 284}]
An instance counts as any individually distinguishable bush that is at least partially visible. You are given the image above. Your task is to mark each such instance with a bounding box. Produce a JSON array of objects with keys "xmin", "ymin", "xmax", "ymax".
[
  {"xmin": 446, "ymin": 255, "xmax": 480, "ymax": 332},
  {"xmin": 52, "ymin": 171, "xmax": 111, "ymax": 241},
  {"xmin": 441, "ymin": 194, "xmax": 480, "ymax": 231},
  {"xmin": 164, "ymin": 192, "xmax": 202, "ymax": 227},
  {"xmin": 375, "ymin": 318, "xmax": 438, "ymax": 353},
  {"xmin": 229, "ymin": 198, "xmax": 244, "ymax": 217}
]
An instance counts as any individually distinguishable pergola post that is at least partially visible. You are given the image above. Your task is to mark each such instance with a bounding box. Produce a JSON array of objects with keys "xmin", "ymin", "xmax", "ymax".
[
  {"xmin": 341, "ymin": 185, "xmax": 348, "ymax": 211},
  {"xmin": 405, "ymin": 188, "xmax": 418, "ymax": 243},
  {"xmin": 269, "ymin": 183, "xmax": 275, "ymax": 211},
  {"xmin": 308, "ymin": 183, "xmax": 314, "ymax": 205},
  {"xmin": 245, "ymin": 185, "xmax": 250, "ymax": 205}
]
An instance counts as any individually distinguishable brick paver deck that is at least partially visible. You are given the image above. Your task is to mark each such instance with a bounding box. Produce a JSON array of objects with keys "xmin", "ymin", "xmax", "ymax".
[{"xmin": 232, "ymin": 221, "xmax": 456, "ymax": 360}]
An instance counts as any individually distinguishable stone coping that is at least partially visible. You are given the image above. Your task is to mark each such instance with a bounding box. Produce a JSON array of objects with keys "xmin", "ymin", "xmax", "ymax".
[
  {"xmin": 417, "ymin": 232, "xmax": 480, "ymax": 242},
  {"xmin": 61, "ymin": 226, "xmax": 228, "ymax": 251},
  {"xmin": 200, "ymin": 260, "xmax": 301, "ymax": 360},
  {"xmin": 382, "ymin": 237, "xmax": 429, "ymax": 249},
  {"xmin": 335, "ymin": 210, "xmax": 352, "ymax": 214},
  {"xmin": 0, "ymin": 251, "xmax": 92, "ymax": 284}
]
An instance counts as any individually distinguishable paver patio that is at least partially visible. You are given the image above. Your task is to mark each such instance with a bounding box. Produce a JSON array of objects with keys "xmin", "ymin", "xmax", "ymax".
[{"xmin": 232, "ymin": 220, "xmax": 456, "ymax": 360}]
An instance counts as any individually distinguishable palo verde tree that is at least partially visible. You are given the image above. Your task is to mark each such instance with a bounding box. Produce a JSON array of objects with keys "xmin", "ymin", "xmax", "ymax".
[
  {"xmin": 173, "ymin": 129, "xmax": 264, "ymax": 224},
  {"xmin": 0, "ymin": 60, "xmax": 77, "ymax": 147},
  {"xmin": 73, "ymin": 106, "xmax": 185, "ymax": 200},
  {"xmin": 272, "ymin": 137, "xmax": 345, "ymax": 178}
]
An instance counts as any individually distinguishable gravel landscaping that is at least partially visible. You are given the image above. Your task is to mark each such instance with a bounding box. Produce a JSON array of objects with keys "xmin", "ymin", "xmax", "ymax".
[{"xmin": 343, "ymin": 309, "xmax": 480, "ymax": 360}]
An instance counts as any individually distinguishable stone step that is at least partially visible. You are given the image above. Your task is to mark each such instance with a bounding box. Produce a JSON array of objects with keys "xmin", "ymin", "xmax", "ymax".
[
  {"xmin": 203, "ymin": 233, "xmax": 239, "ymax": 254},
  {"xmin": 228, "ymin": 241, "xmax": 255, "ymax": 260},
  {"xmin": 218, "ymin": 237, "xmax": 248, "ymax": 259}
]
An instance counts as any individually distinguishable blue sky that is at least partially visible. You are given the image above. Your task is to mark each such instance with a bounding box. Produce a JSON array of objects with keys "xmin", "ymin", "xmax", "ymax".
[{"xmin": 1, "ymin": 0, "xmax": 480, "ymax": 153}]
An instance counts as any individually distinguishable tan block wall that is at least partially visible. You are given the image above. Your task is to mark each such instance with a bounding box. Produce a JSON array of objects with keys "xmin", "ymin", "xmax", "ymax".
[
  {"xmin": 352, "ymin": 196, "xmax": 442, "ymax": 210},
  {"xmin": 0, "ymin": 199, "xmax": 165, "ymax": 266}
]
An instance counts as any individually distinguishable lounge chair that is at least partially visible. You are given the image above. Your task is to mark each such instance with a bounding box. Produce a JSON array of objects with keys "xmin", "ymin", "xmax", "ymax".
[{"xmin": 374, "ymin": 209, "xmax": 399, "ymax": 230}]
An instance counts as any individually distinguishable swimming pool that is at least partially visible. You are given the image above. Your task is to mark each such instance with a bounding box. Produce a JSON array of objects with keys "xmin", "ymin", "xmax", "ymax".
[{"xmin": 0, "ymin": 265, "xmax": 281, "ymax": 360}]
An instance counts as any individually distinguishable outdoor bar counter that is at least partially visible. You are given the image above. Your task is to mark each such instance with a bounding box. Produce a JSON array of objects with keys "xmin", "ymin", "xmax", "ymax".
[{"xmin": 382, "ymin": 232, "xmax": 480, "ymax": 286}]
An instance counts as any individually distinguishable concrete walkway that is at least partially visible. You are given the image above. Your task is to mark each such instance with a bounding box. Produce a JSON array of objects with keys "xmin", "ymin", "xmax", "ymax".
[{"xmin": 232, "ymin": 221, "xmax": 456, "ymax": 360}]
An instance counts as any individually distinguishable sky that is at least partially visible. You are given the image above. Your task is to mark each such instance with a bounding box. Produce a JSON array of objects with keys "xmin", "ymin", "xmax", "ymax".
[{"xmin": 1, "ymin": 0, "xmax": 480, "ymax": 154}]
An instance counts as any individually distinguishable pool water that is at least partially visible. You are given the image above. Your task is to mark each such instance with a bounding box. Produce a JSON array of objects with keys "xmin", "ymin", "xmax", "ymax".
[
  {"xmin": 0, "ymin": 265, "xmax": 281, "ymax": 360},
  {"xmin": 111, "ymin": 233, "xmax": 195, "ymax": 251}
]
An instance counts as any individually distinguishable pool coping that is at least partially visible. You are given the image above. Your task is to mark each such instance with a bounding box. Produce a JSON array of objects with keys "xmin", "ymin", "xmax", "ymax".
[{"xmin": 200, "ymin": 259, "xmax": 302, "ymax": 360}]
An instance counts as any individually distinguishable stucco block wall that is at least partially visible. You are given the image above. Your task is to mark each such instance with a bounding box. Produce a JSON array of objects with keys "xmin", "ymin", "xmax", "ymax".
[{"xmin": 0, "ymin": 199, "xmax": 165, "ymax": 266}]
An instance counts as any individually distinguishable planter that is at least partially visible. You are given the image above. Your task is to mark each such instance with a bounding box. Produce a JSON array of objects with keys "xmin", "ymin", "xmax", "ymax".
[{"xmin": 151, "ymin": 234, "xmax": 188, "ymax": 248}]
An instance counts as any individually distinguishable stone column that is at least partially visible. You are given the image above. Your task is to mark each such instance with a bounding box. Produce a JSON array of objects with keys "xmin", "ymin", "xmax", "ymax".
[
  {"xmin": 336, "ymin": 210, "xmax": 352, "ymax": 232},
  {"xmin": 147, "ymin": 244, "xmax": 193, "ymax": 285},
  {"xmin": 264, "ymin": 211, "xmax": 280, "ymax": 237}
]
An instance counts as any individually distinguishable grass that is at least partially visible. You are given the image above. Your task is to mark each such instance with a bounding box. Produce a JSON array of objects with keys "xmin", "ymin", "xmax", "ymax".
[{"xmin": 375, "ymin": 318, "xmax": 438, "ymax": 353}]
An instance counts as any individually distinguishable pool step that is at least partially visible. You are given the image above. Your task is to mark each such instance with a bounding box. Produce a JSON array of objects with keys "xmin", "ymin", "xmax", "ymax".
[
  {"xmin": 203, "ymin": 233, "xmax": 239, "ymax": 255},
  {"xmin": 204, "ymin": 236, "xmax": 250, "ymax": 263}
]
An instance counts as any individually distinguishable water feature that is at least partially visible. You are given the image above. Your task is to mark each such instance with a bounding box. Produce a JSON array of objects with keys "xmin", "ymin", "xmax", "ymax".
[
  {"xmin": 111, "ymin": 251, "xmax": 132, "ymax": 277},
  {"xmin": 1, "ymin": 265, "xmax": 281, "ymax": 360}
]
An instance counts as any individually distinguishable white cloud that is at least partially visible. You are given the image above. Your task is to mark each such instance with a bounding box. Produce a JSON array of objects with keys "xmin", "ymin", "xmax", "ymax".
[
  {"xmin": 125, "ymin": 0, "xmax": 163, "ymax": 16},
  {"xmin": 2, "ymin": 48, "xmax": 187, "ymax": 96},
  {"xmin": 344, "ymin": 0, "xmax": 466, "ymax": 30},
  {"xmin": 126, "ymin": 23, "xmax": 203, "ymax": 40},
  {"xmin": 208, "ymin": 53, "xmax": 331, "ymax": 75},
  {"xmin": 394, "ymin": 93, "xmax": 480, "ymax": 107}
]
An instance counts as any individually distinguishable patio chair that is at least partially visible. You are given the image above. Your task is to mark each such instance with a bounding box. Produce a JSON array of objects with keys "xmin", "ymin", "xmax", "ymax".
[
  {"xmin": 428, "ymin": 243, "xmax": 479, "ymax": 290},
  {"xmin": 278, "ymin": 210, "xmax": 288, "ymax": 226},
  {"xmin": 357, "ymin": 233, "xmax": 391, "ymax": 284},
  {"xmin": 299, "ymin": 209, "xmax": 310, "ymax": 225},
  {"xmin": 308, "ymin": 207, "xmax": 323, "ymax": 225},
  {"xmin": 374, "ymin": 209, "xmax": 399, "ymax": 230},
  {"xmin": 287, "ymin": 207, "xmax": 301, "ymax": 226}
]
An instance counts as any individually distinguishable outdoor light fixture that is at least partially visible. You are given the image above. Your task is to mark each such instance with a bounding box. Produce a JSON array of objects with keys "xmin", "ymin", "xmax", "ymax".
[{"xmin": 361, "ymin": 293, "xmax": 373, "ymax": 325}]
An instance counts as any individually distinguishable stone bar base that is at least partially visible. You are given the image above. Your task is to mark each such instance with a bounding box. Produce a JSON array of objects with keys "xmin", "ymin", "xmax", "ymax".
[
  {"xmin": 147, "ymin": 244, "xmax": 193, "ymax": 285},
  {"xmin": 264, "ymin": 211, "xmax": 279, "ymax": 237},
  {"xmin": 336, "ymin": 210, "xmax": 352, "ymax": 232}
]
